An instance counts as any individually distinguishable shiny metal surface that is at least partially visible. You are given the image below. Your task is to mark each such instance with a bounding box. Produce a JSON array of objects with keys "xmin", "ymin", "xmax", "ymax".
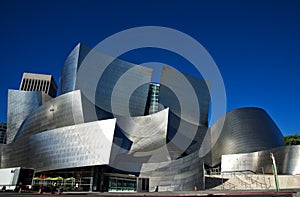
[
  {"xmin": 93, "ymin": 56, "xmax": 152, "ymax": 117},
  {"xmin": 166, "ymin": 111, "xmax": 208, "ymax": 158},
  {"xmin": 3, "ymin": 43, "xmax": 299, "ymax": 192},
  {"xmin": 60, "ymin": 43, "xmax": 91, "ymax": 95},
  {"xmin": 13, "ymin": 90, "xmax": 84, "ymax": 141},
  {"xmin": 116, "ymin": 108, "xmax": 169, "ymax": 153},
  {"xmin": 109, "ymin": 108, "xmax": 170, "ymax": 172},
  {"xmin": 60, "ymin": 43, "xmax": 152, "ymax": 117},
  {"xmin": 207, "ymin": 107, "xmax": 284, "ymax": 166},
  {"xmin": 6, "ymin": 90, "xmax": 51, "ymax": 144},
  {"xmin": 221, "ymin": 145, "xmax": 300, "ymax": 175},
  {"xmin": 160, "ymin": 66, "xmax": 210, "ymax": 126},
  {"xmin": 160, "ymin": 66, "xmax": 210, "ymax": 159},
  {"xmin": 140, "ymin": 151, "xmax": 204, "ymax": 191},
  {"xmin": 1, "ymin": 119, "xmax": 116, "ymax": 172}
]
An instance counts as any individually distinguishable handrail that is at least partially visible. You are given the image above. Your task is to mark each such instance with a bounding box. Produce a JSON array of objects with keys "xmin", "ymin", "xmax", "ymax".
[{"xmin": 222, "ymin": 170, "xmax": 256, "ymax": 174}]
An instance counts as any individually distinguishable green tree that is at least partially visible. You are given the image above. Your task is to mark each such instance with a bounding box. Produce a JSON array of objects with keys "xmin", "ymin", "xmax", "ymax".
[{"xmin": 284, "ymin": 134, "xmax": 300, "ymax": 145}]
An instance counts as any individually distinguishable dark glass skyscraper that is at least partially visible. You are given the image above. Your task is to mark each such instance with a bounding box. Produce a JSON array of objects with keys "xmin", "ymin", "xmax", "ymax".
[
  {"xmin": 145, "ymin": 83, "xmax": 160, "ymax": 115},
  {"xmin": 0, "ymin": 123, "xmax": 6, "ymax": 144}
]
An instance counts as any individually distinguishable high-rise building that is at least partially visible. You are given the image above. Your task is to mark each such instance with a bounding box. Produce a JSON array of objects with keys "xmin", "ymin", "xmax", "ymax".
[
  {"xmin": 145, "ymin": 83, "xmax": 160, "ymax": 115},
  {"xmin": 19, "ymin": 73, "xmax": 58, "ymax": 98},
  {"xmin": 0, "ymin": 123, "xmax": 7, "ymax": 144}
]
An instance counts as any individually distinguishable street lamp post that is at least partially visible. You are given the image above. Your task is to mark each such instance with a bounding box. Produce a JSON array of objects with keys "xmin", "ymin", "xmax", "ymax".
[
  {"xmin": 270, "ymin": 153, "xmax": 279, "ymax": 192},
  {"xmin": 49, "ymin": 104, "xmax": 55, "ymax": 129}
]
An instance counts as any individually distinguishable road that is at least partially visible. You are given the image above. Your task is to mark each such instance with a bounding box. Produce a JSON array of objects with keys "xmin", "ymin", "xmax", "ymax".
[{"xmin": 0, "ymin": 191, "xmax": 298, "ymax": 197}]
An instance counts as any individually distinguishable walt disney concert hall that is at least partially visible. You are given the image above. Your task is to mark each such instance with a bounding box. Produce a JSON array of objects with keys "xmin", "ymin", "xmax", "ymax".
[{"xmin": 0, "ymin": 43, "xmax": 299, "ymax": 192}]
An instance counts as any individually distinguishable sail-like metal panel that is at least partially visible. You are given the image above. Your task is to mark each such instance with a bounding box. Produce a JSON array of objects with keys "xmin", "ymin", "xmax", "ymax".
[
  {"xmin": 60, "ymin": 43, "xmax": 91, "ymax": 95},
  {"xmin": 159, "ymin": 66, "xmax": 210, "ymax": 158},
  {"xmin": 13, "ymin": 90, "xmax": 84, "ymax": 141},
  {"xmin": 117, "ymin": 108, "xmax": 169, "ymax": 153},
  {"xmin": 1, "ymin": 119, "xmax": 116, "ymax": 172},
  {"xmin": 221, "ymin": 145, "xmax": 300, "ymax": 175},
  {"xmin": 6, "ymin": 90, "xmax": 51, "ymax": 143}
]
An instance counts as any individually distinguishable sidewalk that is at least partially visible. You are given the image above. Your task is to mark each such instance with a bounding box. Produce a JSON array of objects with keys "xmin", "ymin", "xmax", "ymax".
[
  {"xmin": 61, "ymin": 190, "xmax": 299, "ymax": 196},
  {"xmin": 10, "ymin": 189, "xmax": 300, "ymax": 196}
]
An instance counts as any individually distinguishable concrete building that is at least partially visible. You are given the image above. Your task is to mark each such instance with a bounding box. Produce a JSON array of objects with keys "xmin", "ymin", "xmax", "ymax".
[{"xmin": 20, "ymin": 73, "xmax": 58, "ymax": 98}]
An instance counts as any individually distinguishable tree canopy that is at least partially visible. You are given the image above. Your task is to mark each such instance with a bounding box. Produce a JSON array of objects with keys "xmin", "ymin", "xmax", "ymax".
[{"xmin": 284, "ymin": 134, "xmax": 300, "ymax": 146}]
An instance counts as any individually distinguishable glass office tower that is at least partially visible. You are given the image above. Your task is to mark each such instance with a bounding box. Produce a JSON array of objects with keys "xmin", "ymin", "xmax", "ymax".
[{"xmin": 145, "ymin": 83, "xmax": 160, "ymax": 115}]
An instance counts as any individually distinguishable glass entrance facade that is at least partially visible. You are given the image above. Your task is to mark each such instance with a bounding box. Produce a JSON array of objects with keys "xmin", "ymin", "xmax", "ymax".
[
  {"xmin": 32, "ymin": 165, "xmax": 110, "ymax": 192},
  {"xmin": 106, "ymin": 173, "xmax": 137, "ymax": 192}
]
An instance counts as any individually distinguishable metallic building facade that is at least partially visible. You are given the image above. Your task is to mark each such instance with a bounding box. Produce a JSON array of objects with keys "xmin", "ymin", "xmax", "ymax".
[
  {"xmin": 94, "ymin": 57, "xmax": 152, "ymax": 117},
  {"xmin": 140, "ymin": 151, "xmax": 204, "ymax": 191},
  {"xmin": 1, "ymin": 43, "xmax": 299, "ymax": 192},
  {"xmin": 6, "ymin": 90, "xmax": 51, "ymax": 143},
  {"xmin": 160, "ymin": 66, "xmax": 210, "ymax": 126},
  {"xmin": 221, "ymin": 145, "xmax": 300, "ymax": 175},
  {"xmin": 60, "ymin": 43, "xmax": 91, "ymax": 95},
  {"xmin": 116, "ymin": 108, "xmax": 169, "ymax": 154},
  {"xmin": 109, "ymin": 108, "xmax": 170, "ymax": 173},
  {"xmin": 1, "ymin": 119, "xmax": 116, "ymax": 172},
  {"xmin": 207, "ymin": 107, "xmax": 284, "ymax": 166},
  {"xmin": 160, "ymin": 66, "xmax": 210, "ymax": 159},
  {"xmin": 13, "ymin": 90, "xmax": 84, "ymax": 141},
  {"xmin": 60, "ymin": 43, "xmax": 152, "ymax": 118}
]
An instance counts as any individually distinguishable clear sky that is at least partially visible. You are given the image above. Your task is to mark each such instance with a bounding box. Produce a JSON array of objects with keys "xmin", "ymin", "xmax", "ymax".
[{"xmin": 0, "ymin": 0, "xmax": 299, "ymax": 136}]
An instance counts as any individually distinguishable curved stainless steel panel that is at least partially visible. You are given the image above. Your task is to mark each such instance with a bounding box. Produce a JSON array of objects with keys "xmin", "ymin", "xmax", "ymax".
[
  {"xmin": 166, "ymin": 111, "xmax": 208, "ymax": 159},
  {"xmin": 93, "ymin": 57, "xmax": 152, "ymax": 117},
  {"xmin": 116, "ymin": 108, "xmax": 169, "ymax": 153},
  {"xmin": 61, "ymin": 43, "xmax": 152, "ymax": 117},
  {"xmin": 159, "ymin": 66, "xmax": 210, "ymax": 159},
  {"xmin": 13, "ymin": 90, "xmax": 84, "ymax": 141},
  {"xmin": 60, "ymin": 44, "xmax": 79, "ymax": 94},
  {"xmin": 140, "ymin": 151, "xmax": 204, "ymax": 191},
  {"xmin": 1, "ymin": 119, "xmax": 116, "ymax": 172},
  {"xmin": 160, "ymin": 66, "xmax": 210, "ymax": 126},
  {"xmin": 221, "ymin": 145, "xmax": 300, "ymax": 175},
  {"xmin": 208, "ymin": 107, "xmax": 284, "ymax": 166},
  {"xmin": 60, "ymin": 43, "xmax": 91, "ymax": 95},
  {"xmin": 6, "ymin": 90, "xmax": 51, "ymax": 143},
  {"xmin": 109, "ymin": 108, "xmax": 170, "ymax": 173}
]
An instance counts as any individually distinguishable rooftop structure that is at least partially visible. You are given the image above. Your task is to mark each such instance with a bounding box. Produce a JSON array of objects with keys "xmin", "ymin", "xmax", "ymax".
[{"xmin": 20, "ymin": 72, "xmax": 58, "ymax": 98}]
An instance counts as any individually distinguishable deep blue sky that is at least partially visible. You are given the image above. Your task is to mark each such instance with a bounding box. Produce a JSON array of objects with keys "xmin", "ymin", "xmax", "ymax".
[{"xmin": 0, "ymin": 0, "xmax": 299, "ymax": 136}]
